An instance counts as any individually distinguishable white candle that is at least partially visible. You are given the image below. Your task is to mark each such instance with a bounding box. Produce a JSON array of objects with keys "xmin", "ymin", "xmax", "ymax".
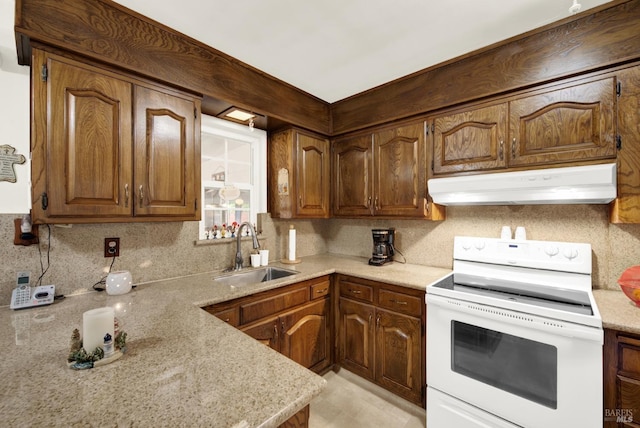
[
  {"xmin": 288, "ymin": 225, "xmax": 296, "ymax": 261},
  {"xmin": 83, "ymin": 307, "xmax": 115, "ymax": 353}
]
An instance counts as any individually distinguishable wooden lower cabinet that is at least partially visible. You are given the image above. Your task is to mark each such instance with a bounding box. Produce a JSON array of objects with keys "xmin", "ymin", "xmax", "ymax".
[
  {"xmin": 205, "ymin": 273, "xmax": 426, "ymax": 407},
  {"xmin": 204, "ymin": 276, "xmax": 332, "ymax": 374},
  {"xmin": 375, "ymin": 308, "xmax": 422, "ymax": 403},
  {"xmin": 242, "ymin": 299, "xmax": 332, "ymax": 373},
  {"xmin": 339, "ymin": 298, "xmax": 375, "ymax": 379},
  {"xmin": 337, "ymin": 275, "xmax": 425, "ymax": 406},
  {"xmin": 604, "ymin": 328, "xmax": 640, "ymax": 427}
]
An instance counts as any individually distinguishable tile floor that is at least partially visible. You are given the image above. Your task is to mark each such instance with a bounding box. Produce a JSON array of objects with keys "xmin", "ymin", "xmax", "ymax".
[{"xmin": 308, "ymin": 369, "xmax": 426, "ymax": 428}]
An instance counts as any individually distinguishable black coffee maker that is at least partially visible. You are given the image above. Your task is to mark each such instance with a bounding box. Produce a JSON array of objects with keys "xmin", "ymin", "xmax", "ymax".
[{"xmin": 369, "ymin": 228, "xmax": 395, "ymax": 266}]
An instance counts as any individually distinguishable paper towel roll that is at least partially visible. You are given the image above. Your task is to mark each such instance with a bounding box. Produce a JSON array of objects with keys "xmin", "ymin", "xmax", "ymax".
[
  {"xmin": 83, "ymin": 307, "xmax": 115, "ymax": 353},
  {"xmin": 288, "ymin": 225, "xmax": 296, "ymax": 261}
]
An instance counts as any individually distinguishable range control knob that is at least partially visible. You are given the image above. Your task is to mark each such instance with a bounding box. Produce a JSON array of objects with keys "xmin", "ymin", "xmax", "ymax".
[
  {"xmin": 563, "ymin": 248, "xmax": 579, "ymax": 260},
  {"xmin": 544, "ymin": 246, "xmax": 559, "ymax": 257},
  {"xmin": 461, "ymin": 241, "xmax": 472, "ymax": 251},
  {"xmin": 474, "ymin": 240, "xmax": 486, "ymax": 251}
]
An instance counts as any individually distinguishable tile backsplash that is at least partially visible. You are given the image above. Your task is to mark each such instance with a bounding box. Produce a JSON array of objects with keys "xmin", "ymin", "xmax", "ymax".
[{"xmin": 1, "ymin": 204, "xmax": 639, "ymax": 305}]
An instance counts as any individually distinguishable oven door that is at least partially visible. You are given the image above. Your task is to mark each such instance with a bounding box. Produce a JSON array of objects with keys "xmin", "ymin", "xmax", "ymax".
[{"xmin": 426, "ymin": 294, "xmax": 602, "ymax": 428}]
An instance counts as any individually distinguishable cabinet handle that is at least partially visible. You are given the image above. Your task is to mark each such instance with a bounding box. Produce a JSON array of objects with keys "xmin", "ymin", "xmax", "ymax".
[
  {"xmin": 512, "ymin": 138, "xmax": 517, "ymax": 158},
  {"xmin": 375, "ymin": 197, "xmax": 379, "ymax": 210},
  {"xmin": 367, "ymin": 196, "xmax": 372, "ymax": 208},
  {"xmin": 139, "ymin": 185, "xmax": 144, "ymax": 208},
  {"xmin": 369, "ymin": 313, "xmax": 372, "ymax": 324},
  {"xmin": 316, "ymin": 288, "xmax": 328, "ymax": 294},
  {"xmin": 390, "ymin": 299, "xmax": 408, "ymax": 306},
  {"xmin": 376, "ymin": 314, "xmax": 380, "ymax": 328},
  {"xmin": 299, "ymin": 195, "xmax": 303, "ymax": 208},
  {"xmin": 124, "ymin": 183, "xmax": 129, "ymax": 208},
  {"xmin": 349, "ymin": 289, "xmax": 362, "ymax": 294},
  {"xmin": 281, "ymin": 320, "xmax": 285, "ymax": 335},
  {"xmin": 274, "ymin": 322, "xmax": 279, "ymax": 340},
  {"xmin": 499, "ymin": 140, "xmax": 504, "ymax": 161},
  {"xmin": 223, "ymin": 318, "xmax": 230, "ymax": 323}
]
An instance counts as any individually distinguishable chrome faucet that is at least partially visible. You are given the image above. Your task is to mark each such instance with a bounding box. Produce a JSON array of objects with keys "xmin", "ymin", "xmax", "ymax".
[{"xmin": 234, "ymin": 222, "xmax": 260, "ymax": 270}]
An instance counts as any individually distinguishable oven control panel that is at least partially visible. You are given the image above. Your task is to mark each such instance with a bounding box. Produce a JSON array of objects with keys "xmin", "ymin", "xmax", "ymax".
[{"xmin": 454, "ymin": 236, "xmax": 591, "ymax": 274}]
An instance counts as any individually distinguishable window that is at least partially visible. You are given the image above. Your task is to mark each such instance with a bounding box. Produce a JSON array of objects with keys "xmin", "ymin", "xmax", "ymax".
[{"xmin": 199, "ymin": 115, "xmax": 266, "ymax": 240}]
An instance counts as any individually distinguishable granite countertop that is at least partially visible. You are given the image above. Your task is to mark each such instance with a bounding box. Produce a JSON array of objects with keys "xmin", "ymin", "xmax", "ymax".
[
  {"xmin": 0, "ymin": 253, "xmax": 451, "ymax": 428},
  {"xmin": 2, "ymin": 253, "xmax": 635, "ymax": 427},
  {"xmin": 593, "ymin": 289, "xmax": 640, "ymax": 334}
]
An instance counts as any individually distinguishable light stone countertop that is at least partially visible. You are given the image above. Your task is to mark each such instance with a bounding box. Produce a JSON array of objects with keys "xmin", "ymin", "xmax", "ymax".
[
  {"xmin": 3, "ymin": 252, "xmax": 634, "ymax": 427},
  {"xmin": 0, "ymin": 253, "xmax": 451, "ymax": 428},
  {"xmin": 593, "ymin": 289, "xmax": 640, "ymax": 334}
]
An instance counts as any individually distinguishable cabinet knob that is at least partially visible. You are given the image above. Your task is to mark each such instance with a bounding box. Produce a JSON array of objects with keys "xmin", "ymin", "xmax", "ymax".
[{"xmin": 124, "ymin": 183, "xmax": 129, "ymax": 208}]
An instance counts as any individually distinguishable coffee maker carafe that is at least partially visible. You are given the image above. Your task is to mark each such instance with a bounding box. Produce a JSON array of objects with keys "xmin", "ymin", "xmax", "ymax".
[{"xmin": 369, "ymin": 228, "xmax": 395, "ymax": 266}]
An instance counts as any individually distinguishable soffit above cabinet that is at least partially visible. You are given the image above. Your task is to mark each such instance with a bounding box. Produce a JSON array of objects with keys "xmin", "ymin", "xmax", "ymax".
[{"xmin": 114, "ymin": 0, "xmax": 612, "ymax": 103}]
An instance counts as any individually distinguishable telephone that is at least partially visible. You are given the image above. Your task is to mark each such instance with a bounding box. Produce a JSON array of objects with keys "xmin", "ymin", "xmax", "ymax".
[{"xmin": 10, "ymin": 272, "xmax": 55, "ymax": 310}]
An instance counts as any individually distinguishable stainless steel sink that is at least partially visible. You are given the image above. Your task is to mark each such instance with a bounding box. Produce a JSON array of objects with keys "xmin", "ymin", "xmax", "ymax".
[{"xmin": 213, "ymin": 266, "xmax": 298, "ymax": 287}]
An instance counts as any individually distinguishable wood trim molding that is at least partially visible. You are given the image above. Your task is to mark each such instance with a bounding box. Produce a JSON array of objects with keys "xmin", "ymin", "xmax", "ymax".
[
  {"xmin": 331, "ymin": 0, "xmax": 640, "ymax": 134},
  {"xmin": 14, "ymin": 0, "xmax": 331, "ymax": 135}
]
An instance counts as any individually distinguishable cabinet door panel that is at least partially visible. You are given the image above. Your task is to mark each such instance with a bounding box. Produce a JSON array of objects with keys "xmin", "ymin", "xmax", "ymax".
[
  {"xmin": 134, "ymin": 85, "xmax": 198, "ymax": 217},
  {"xmin": 241, "ymin": 316, "xmax": 279, "ymax": 351},
  {"xmin": 296, "ymin": 131, "xmax": 330, "ymax": 217},
  {"xmin": 509, "ymin": 78, "xmax": 616, "ymax": 167},
  {"xmin": 375, "ymin": 308, "xmax": 422, "ymax": 403},
  {"xmin": 339, "ymin": 298, "xmax": 375, "ymax": 380},
  {"xmin": 332, "ymin": 134, "xmax": 374, "ymax": 216},
  {"xmin": 433, "ymin": 104, "xmax": 508, "ymax": 174},
  {"xmin": 374, "ymin": 122, "xmax": 427, "ymax": 217},
  {"xmin": 47, "ymin": 56, "xmax": 133, "ymax": 217},
  {"xmin": 280, "ymin": 299, "xmax": 331, "ymax": 373}
]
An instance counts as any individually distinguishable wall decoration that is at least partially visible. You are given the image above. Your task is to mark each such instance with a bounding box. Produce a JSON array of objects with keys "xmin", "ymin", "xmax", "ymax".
[
  {"xmin": 277, "ymin": 168, "xmax": 289, "ymax": 195},
  {"xmin": 0, "ymin": 145, "xmax": 26, "ymax": 183}
]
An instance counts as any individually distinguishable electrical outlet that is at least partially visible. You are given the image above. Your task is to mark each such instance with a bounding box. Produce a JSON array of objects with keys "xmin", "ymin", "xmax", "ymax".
[{"xmin": 104, "ymin": 237, "xmax": 120, "ymax": 257}]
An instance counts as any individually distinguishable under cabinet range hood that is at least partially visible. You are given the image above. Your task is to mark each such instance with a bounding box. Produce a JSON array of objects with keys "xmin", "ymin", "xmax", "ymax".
[{"xmin": 428, "ymin": 163, "xmax": 617, "ymax": 205}]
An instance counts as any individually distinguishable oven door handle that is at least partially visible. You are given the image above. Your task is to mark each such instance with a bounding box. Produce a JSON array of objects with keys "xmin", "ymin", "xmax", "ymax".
[{"xmin": 427, "ymin": 295, "xmax": 603, "ymax": 343}]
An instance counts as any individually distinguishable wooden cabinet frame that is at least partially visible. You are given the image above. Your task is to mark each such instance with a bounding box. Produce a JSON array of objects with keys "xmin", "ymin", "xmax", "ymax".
[{"xmin": 30, "ymin": 47, "xmax": 201, "ymax": 224}]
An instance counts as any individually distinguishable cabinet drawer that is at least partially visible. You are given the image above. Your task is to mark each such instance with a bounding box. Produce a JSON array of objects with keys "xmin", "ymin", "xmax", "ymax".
[
  {"xmin": 618, "ymin": 375, "xmax": 640, "ymax": 424},
  {"xmin": 240, "ymin": 284, "xmax": 309, "ymax": 325},
  {"xmin": 378, "ymin": 289, "xmax": 423, "ymax": 317},
  {"xmin": 620, "ymin": 337, "xmax": 640, "ymax": 378},
  {"xmin": 310, "ymin": 278, "xmax": 330, "ymax": 300},
  {"xmin": 212, "ymin": 307, "xmax": 239, "ymax": 327},
  {"xmin": 339, "ymin": 280, "xmax": 374, "ymax": 303}
]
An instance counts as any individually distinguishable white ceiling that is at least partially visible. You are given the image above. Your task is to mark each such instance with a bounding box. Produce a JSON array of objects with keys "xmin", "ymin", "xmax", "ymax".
[{"xmin": 114, "ymin": 0, "xmax": 612, "ymax": 103}]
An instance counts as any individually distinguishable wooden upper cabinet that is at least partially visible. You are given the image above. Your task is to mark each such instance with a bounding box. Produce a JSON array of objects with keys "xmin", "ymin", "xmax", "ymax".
[
  {"xmin": 509, "ymin": 77, "xmax": 617, "ymax": 167},
  {"xmin": 134, "ymin": 86, "xmax": 198, "ymax": 217},
  {"xmin": 42, "ymin": 53, "xmax": 133, "ymax": 219},
  {"xmin": 432, "ymin": 76, "xmax": 617, "ymax": 175},
  {"xmin": 332, "ymin": 120, "xmax": 444, "ymax": 219},
  {"xmin": 433, "ymin": 104, "xmax": 508, "ymax": 174},
  {"xmin": 332, "ymin": 134, "xmax": 374, "ymax": 216},
  {"xmin": 374, "ymin": 122, "xmax": 427, "ymax": 217},
  {"xmin": 611, "ymin": 64, "xmax": 640, "ymax": 223},
  {"xmin": 297, "ymin": 132, "xmax": 330, "ymax": 217},
  {"xmin": 30, "ymin": 48, "xmax": 201, "ymax": 224},
  {"xmin": 268, "ymin": 127, "xmax": 330, "ymax": 218}
]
